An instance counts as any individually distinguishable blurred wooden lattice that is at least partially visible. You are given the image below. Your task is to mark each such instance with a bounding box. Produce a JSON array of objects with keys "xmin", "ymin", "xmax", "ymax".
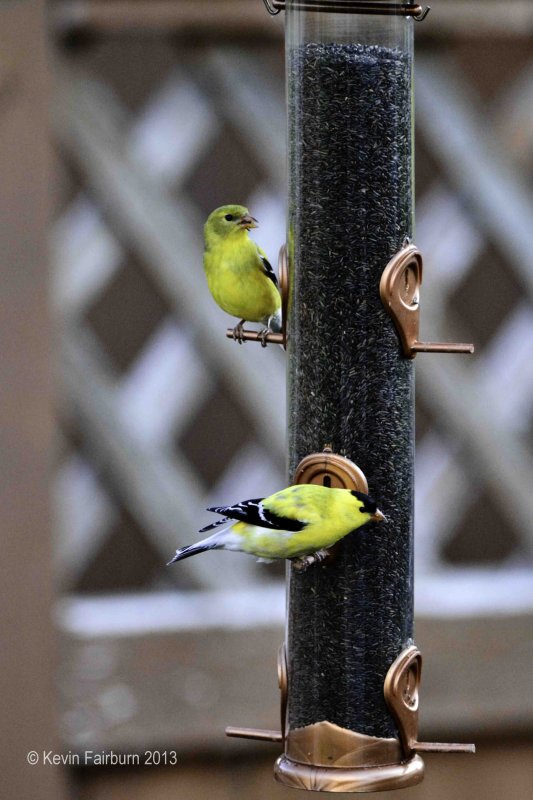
[
  {"xmin": 53, "ymin": 41, "xmax": 287, "ymax": 593},
  {"xmin": 51, "ymin": 8, "xmax": 533, "ymax": 751},
  {"xmin": 413, "ymin": 50, "xmax": 533, "ymax": 611},
  {"xmin": 53, "ymin": 32, "xmax": 533, "ymax": 602}
]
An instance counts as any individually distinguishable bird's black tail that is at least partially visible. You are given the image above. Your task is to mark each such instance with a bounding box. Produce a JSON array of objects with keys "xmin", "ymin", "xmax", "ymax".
[{"xmin": 167, "ymin": 534, "xmax": 220, "ymax": 565}]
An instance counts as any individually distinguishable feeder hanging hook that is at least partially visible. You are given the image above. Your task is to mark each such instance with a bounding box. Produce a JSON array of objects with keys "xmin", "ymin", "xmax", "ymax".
[
  {"xmin": 413, "ymin": 5, "xmax": 431, "ymax": 21},
  {"xmin": 261, "ymin": 1, "xmax": 431, "ymax": 19},
  {"xmin": 263, "ymin": 0, "xmax": 283, "ymax": 14}
]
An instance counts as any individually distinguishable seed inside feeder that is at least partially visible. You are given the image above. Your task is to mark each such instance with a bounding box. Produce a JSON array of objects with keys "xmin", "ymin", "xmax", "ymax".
[{"xmin": 287, "ymin": 41, "xmax": 414, "ymax": 738}]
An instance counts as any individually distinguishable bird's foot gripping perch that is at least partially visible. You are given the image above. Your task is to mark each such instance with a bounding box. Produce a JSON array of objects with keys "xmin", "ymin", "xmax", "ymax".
[
  {"xmin": 291, "ymin": 549, "xmax": 330, "ymax": 572},
  {"xmin": 258, "ymin": 327, "xmax": 271, "ymax": 348},
  {"xmin": 232, "ymin": 319, "xmax": 246, "ymax": 344}
]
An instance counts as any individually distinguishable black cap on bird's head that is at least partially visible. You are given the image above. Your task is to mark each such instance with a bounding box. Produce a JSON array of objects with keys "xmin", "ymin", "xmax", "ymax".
[{"xmin": 351, "ymin": 490, "xmax": 386, "ymax": 522}]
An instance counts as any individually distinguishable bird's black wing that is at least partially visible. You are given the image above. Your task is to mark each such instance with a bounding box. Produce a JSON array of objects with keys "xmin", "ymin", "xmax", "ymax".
[
  {"xmin": 205, "ymin": 499, "xmax": 306, "ymax": 532},
  {"xmin": 198, "ymin": 516, "xmax": 231, "ymax": 533},
  {"xmin": 260, "ymin": 255, "xmax": 279, "ymax": 289}
]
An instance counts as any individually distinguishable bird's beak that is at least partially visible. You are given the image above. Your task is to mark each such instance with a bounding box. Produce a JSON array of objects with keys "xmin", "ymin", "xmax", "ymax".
[
  {"xmin": 371, "ymin": 509, "xmax": 386, "ymax": 523},
  {"xmin": 239, "ymin": 214, "xmax": 258, "ymax": 230}
]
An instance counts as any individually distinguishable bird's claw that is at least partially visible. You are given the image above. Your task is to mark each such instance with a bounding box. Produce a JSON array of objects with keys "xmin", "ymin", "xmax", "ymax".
[
  {"xmin": 232, "ymin": 320, "xmax": 246, "ymax": 344},
  {"xmin": 292, "ymin": 549, "xmax": 330, "ymax": 572},
  {"xmin": 258, "ymin": 327, "xmax": 270, "ymax": 348}
]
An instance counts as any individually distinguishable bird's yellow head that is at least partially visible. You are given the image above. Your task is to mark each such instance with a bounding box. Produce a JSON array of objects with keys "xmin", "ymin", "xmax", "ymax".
[
  {"xmin": 351, "ymin": 490, "xmax": 386, "ymax": 524},
  {"xmin": 204, "ymin": 205, "xmax": 258, "ymax": 246}
]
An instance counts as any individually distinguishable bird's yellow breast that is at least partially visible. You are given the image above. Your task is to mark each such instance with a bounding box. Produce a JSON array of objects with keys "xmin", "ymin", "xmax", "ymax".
[{"xmin": 204, "ymin": 234, "xmax": 280, "ymax": 322}]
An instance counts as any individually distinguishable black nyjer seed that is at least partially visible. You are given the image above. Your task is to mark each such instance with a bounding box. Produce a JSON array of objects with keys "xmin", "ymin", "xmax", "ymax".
[{"xmin": 287, "ymin": 42, "xmax": 414, "ymax": 739}]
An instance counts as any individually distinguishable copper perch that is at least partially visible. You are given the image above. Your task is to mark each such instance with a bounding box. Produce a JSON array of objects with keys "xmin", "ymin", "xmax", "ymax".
[
  {"xmin": 225, "ymin": 328, "xmax": 285, "ymax": 346},
  {"xmin": 225, "ymin": 726, "xmax": 283, "ymax": 743},
  {"xmin": 380, "ymin": 242, "xmax": 474, "ymax": 359}
]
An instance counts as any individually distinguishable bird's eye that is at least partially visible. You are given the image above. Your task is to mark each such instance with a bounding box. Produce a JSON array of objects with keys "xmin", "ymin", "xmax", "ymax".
[{"xmin": 224, "ymin": 214, "xmax": 234, "ymax": 221}]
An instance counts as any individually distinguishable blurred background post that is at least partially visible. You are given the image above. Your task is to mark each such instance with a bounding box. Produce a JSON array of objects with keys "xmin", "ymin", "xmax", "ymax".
[
  {"xmin": 0, "ymin": 2, "xmax": 66, "ymax": 798},
  {"xmin": 2, "ymin": 0, "xmax": 533, "ymax": 797}
]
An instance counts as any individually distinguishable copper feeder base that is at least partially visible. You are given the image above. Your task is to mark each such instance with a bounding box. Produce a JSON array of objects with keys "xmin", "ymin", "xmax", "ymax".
[
  {"xmin": 274, "ymin": 755, "xmax": 424, "ymax": 792},
  {"xmin": 274, "ymin": 753, "xmax": 425, "ymax": 793}
]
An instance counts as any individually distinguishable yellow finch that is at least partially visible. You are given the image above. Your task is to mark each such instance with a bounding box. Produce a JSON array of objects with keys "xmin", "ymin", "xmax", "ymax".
[
  {"xmin": 203, "ymin": 205, "xmax": 282, "ymax": 346},
  {"xmin": 168, "ymin": 485, "xmax": 384, "ymax": 570}
]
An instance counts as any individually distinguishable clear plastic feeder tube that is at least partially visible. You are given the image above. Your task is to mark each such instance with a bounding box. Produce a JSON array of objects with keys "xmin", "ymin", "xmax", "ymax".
[{"xmin": 285, "ymin": 1, "xmax": 414, "ymax": 746}]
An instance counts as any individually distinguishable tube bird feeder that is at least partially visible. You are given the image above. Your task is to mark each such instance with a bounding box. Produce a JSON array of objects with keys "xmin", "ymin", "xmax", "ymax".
[
  {"xmin": 282, "ymin": 3, "xmax": 420, "ymax": 789},
  {"xmin": 228, "ymin": 1, "xmax": 474, "ymax": 791}
]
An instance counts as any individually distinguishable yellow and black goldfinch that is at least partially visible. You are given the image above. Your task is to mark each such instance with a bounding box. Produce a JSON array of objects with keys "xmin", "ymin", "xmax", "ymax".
[{"xmin": 168, "ymin": 485, "xmax": 384, "ymax": 571}]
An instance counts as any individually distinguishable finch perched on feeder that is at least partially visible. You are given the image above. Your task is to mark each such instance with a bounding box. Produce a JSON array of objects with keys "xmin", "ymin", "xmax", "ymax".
[
  {"xmin": 203, "ymin": 205, "xmax": 282, "ymax": 346},
  {"xmin": 168, "ymin": 485, "xmax": 385, "ymax": 570}
]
